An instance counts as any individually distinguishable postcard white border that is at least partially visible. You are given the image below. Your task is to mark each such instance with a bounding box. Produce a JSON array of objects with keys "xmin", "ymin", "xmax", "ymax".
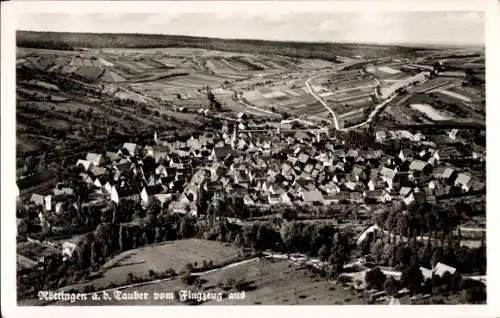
[{"xmin": 2, "ymin": 1, "xmax": 499, "ymax": 318}]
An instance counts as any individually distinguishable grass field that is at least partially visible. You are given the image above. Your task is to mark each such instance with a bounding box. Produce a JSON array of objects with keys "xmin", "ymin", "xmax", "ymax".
[
  {"xmin": 62, "ymin": 239, "xmax": 242, "ymax": 294},
  {"xmin": 59, "ymin": 258, "xmax": 366, "ymax": 306}
]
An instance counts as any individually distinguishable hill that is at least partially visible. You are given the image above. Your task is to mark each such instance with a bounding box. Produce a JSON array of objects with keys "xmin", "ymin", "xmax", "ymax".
[{"xmin": 17, "ymin": 31, "xmax": 430, "ymax": 61}]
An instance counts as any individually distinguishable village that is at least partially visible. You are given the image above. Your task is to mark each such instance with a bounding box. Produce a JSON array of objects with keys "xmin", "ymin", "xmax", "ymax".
[{"xmin": 16, "ymin": 110, "xmax": 486, "ymax": 304}]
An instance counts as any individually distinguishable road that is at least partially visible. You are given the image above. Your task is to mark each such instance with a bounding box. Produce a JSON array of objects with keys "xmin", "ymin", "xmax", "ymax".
[
  {"xmin": 119, "ymin": 86, "xmax": 159, "ymax": 106},
  {"xmin": 305, "ymin": 74, "xmax": 341, "ymax": 130},
  {"xmin": 34, "ymin": 256, "xmax": 261, "ymax": 306},
  {"xmin": 344, "ymin": 93, "xmax": 399, "ymax": 130},
  {"xmin": 305, "ymin": 73, "xmax": 399, "ymax": 132},
  {"xmin": 236, "ymin": 96, "xmax": 282, "ymax": 118}
]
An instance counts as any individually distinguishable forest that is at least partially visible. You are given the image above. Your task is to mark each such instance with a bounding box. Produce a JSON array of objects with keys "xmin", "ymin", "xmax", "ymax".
[{"xmin": 17, "ymin": 31, "xmax": 430, "ymax": 61}]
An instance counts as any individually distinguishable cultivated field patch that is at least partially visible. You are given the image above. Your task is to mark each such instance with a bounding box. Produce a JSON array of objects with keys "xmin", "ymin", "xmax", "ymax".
[
  {"xmin": 410, "ymin": 103, "xmax": 451, "ymax": 121},
  {"xmin": 64, "ymin": 239, "xmax": 241, "ymax": 293}
]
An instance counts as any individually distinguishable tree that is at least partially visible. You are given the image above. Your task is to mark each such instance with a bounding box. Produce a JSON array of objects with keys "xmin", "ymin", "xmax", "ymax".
[
  {"xmin": 371, "ymin": 239, "xmax": 385, "ymax": 264},
  {"xmin": 179, "ymin": 217, "xmax": 194, "ymax": 239},
  {"xmin": 318, "ymin": 244, "xmax": 329, "ymax": 262},
  {"xmin": 365, "ymin": 267, "xmax": 387, "ymax": 290},
  {"xmin": 463, "ymin": 285, "xmax": 486, "ymax": 304},
  {"xmin": 431, "ymin": 249, "xmax": 443, "ymax": 268},
  {"xmin": 233, "ymin": 233, "xmax": 244, "ymax": 247},
  {"xmin": 384, "ymin": 276, "xmax": 399, "ymax": 295},
  {"xmin": 401, "ymin": 261, "xmax": 423, "ymax": 293},
  {"xmin": 280, "ymin": 221, "xmax": 297, "ymax": 253},
  {"xmin": 118, "ymin": 224, "xmax": 127, "ymax": 252}
]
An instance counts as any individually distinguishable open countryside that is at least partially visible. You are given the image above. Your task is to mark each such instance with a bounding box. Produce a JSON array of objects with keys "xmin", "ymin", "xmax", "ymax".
[{"xmin": 15, "ymin": 10, "xmax": 486, "ymax": 307}]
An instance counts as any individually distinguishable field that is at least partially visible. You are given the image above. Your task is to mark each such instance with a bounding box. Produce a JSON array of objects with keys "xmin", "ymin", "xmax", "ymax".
[
  {"xmin": 58, "ymin": 258, "xmax": 366, "ymax": 306},
  {"xmin": 241, "ymin": 84, "xmax": 329, "ymax": 117},
  {"xmin": 410, "ymin": 104, "xmax": 451, "ymax": 121},
  {"xmin": 60, "ymin": 239, "xmax": 242, "ymax": 293}
]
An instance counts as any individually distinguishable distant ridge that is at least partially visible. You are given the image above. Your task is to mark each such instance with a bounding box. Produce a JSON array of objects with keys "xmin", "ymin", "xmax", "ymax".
[{"xmin": 17, "ymin": 30, "xmax": 432, "ymax": 61}]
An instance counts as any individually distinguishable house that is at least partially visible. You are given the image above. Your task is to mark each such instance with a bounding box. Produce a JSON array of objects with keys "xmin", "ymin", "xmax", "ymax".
[
  {"xmin": 454, "ymin": 173, "xmax": 472, "ymax": 191},
  {"xmin": 320, "ymin": 182, "xmax": 341, "ymax": 194},
  {"xmin": 62, "ymin": 241, "xmax": 78, "ymax": 261},
  {"xmin": 204, "ymin": 181, "xmax": 222, "ymax": 193},
  {"xmin": 398, "ymin": 149, "xmax": 413, "ymax": 162},
  {"xmin": 376, "ymin": 130, "xmax": 387, "ymax": 142},
  {"xmin": 249, "ymin": 170, "xmax": 268, "ymax": 184},
  {"xmin": 210, "ymin": 145, "xmax": 233, "ymax": 161},
  {"xmin": 76, "ymin": 159, "xmax": 94, "ymax": 171},
  {"xmin": 153, "ymin": 193, "xmax": 173, "ymax": 207},
  {"xmin": 403, "ymin": 192, "xmax": 426, "ymax": 206},
  {"xmin": 86, "ymin": 153, "xmax": 104, "ymax": 166},
  {"xmin": 343, "ymin": 149, "xmax": 357, "ymax": 159},
  {"xmin": 234, "ymin": 170, "xmax": 250, "ymax": 185},
  {"xmin": 281, "ymin": 192, "xmax": 293, "ymax": 204},
  {"xmin": 140, "ymin": 185, "xmax": 165, "ymax": 206},
  {"xmin": 433, "ymin": 166, "xmax": 455, "ymax": 181},
  {"xmin": 432, "ymin": 262, "xmax": 457, "ymax": 277},
  {"xmin": 297, "ymin": 153, "xmax": 310, "ymax": 165},
  {"xmin": 409, "ymin": 160, "xmax": 430, "ymax": 173},
  {"xmin": 364, "ymin": 190, "xmax": 392, "ymax": 203},
  {"xmin": 433, "ymin": 149, "xmax": 452, "ymax": 162},
  {"xmin": 349, "ymin": 192, "xmax": 364, "ymax": 203},
  {"xmin": 428, "ymin": 180, "xmax": 445, "ymax": 193},
  {"xmin": 380, "ymin": 167, "xmax": 397, "ymax": 189},
  {"xmin": 30, "ymin": 193, "xmax": 45, "ymax": 206},
  {"xmin": 243, "ymin": 194, "xmax": 256, "ymax": 206},
  {"xmin": 303, "ymin": 163, "xmax": 315, "ymax": 174},
  {"xmin": 269, "ymin": 183, "xmax": 286, "ymax": 195},
  {"xmin": 324, "ymin": 191, "xmax": 351, "ymax": 204},
  {"xmin": 153, "ymin": 151, "xmax": 168, "ymax": 163},
  {"xmin": 268, "ymin": 193, "xmax": 282, "ymax": 205},
  {"xmin": 420, "ymin": 267, "xmax": 433, "ymax": 281},
  {"xmin": 399, "ymin": 187, "xmax": 412, "ymax": 198},
  {"xmin": 122, "ymin": 142, "xmax": 138, "ymax": 156},
  {"xmin": 169, "ymin": 201, "xmax": 198, "ymax": 217},
  {"xmin": 106, "ymin": 151, "xmax": 120, "ymax": 162},
  {"xmin": 351, "ymin": 165, "xmax": 366, "ymax": 181},
  {"xmin": 90, "ymin": 166, "xmax": 107, "ymax": 177},
  {"xmin": 228, "ymin": 183, "xmax": 248, "ymax": 195},
  {"xmin": 53, "ymin": 183, "xmax": 74, "ymax": 196},
  {"xmin": 301, "ymin": 190, "xmax": 324, "ymax": 204},
  {"xmin": 344, "ymin": 181, "xmax": 358, "ymax": 191}
]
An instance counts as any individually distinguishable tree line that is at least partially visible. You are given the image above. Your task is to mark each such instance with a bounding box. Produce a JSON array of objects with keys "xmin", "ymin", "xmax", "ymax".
[{"xmin": 17, "ymin": 31, "xmax": 425, "ymax": 61}]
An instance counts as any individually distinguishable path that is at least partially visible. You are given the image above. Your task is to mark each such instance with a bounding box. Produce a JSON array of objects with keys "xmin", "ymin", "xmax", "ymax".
[
  {"xmin": 40, "ymin": 256, "xmax": 261, "ymax": 306},
  {"xmin": 305, "ymin": 74, "xmax": 340, "ymax": 130},
  {"xmin": 343, "ymin": 93, "xmax": 399, "ymax": 131},
  {"xmin": 119, "ymin": 86, "xmax": 159, "ymax": 106}
]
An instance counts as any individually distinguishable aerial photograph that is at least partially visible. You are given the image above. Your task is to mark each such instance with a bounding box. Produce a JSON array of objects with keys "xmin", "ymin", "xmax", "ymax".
[{"xmin": 14, "ymin": 8, "xmax": 486, "ymax": 306}]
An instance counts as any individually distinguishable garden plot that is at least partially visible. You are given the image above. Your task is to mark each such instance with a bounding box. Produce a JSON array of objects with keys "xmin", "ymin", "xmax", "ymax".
[
  {"xmin": 437, "ymin": 89, "xmax": 472, "ymax": 103},
  {"xmin": 410, "ymin": 104, "xmax": 451, "ymax": 121}
]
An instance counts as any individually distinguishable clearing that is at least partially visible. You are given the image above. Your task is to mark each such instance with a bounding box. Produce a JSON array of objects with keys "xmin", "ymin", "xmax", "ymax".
[{"xmin": 63, "ymin": 239, "xmax": 242, "ymax": 292}]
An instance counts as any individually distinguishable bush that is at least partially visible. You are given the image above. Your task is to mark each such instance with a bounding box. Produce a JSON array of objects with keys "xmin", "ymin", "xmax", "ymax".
[
  {"xmin": 181, "ymin": 272, "xmax": 196, "ymax": 285},
  {"xmin": 127, "ymin": 272, "xmax": 136, "ymax": 284},
  {"xmin": 148, "ymin": 269, "xmax": 157, "ymax": 278},
  {"xmin": 365, "ymin": 267, "xmax": 387, "ymax": 290},
  {"xmin": 463, "ymin": 286, "xmax": 486, "ymax": 304},
  {"xmin": 193, "ymin": 277, "xmax": 204, "ymax": 289},
  {"xmin": 431, "ymin": 297, "xmax": 445, "ymax": 304}
]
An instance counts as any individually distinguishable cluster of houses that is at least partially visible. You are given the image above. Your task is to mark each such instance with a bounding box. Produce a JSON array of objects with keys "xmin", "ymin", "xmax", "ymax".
[
  {"xmin": 17, "ymin": 123, "xmax": 485, "ymax": 272},
  {"xmin": 21, "ymin": 124, "xmax": 485, "ymax": 230}
]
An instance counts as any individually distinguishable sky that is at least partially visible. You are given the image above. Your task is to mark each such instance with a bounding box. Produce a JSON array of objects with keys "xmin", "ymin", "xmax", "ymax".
[{"xmin": 17, "ymin": 10, "xmax": 485, "ymax": 46}]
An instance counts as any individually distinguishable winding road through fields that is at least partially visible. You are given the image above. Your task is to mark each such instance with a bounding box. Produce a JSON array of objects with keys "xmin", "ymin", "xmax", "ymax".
[
  {"xmin": 305, "ymin": 72, "xmax": 399, "ymax": 132},
  {"xmin": 305, "ymin": 74, "xmax": 341, "ymax": 130}
]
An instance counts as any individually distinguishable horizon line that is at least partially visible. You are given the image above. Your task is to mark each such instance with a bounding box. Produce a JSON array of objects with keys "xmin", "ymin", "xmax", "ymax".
[{"xmin": 16, "ymin": 30, "xmax": 485, "ymax": 49}]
